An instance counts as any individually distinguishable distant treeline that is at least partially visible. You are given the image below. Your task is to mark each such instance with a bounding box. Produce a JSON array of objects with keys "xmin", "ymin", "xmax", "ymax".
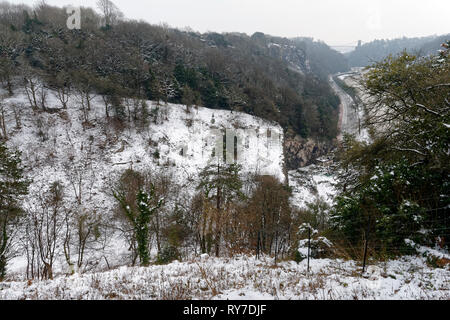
[
  {"xmin": 0, "ymin": 1, "xmax": 349, "ymax": 142},
  {"xmin": 347, "ymin": 34, "xmax": 450, "ymax": 67}
]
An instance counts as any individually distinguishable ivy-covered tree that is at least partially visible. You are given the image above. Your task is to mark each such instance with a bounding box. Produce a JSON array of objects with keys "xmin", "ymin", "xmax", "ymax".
[
  {"xmin": 0, "ymin": 143, "xmax": 30, "ymax": 280},
  {"xmin": 113, "ymin": 171, "xmax": 163, "ymax": 266}
]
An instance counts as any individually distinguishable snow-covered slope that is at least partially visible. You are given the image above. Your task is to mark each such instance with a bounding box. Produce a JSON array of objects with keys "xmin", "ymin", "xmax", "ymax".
[
  {"xmin": 0, "ymin": 254, "xmax": 448, "ymax": 300},
  {"xmin": 3, "ymin": 89, "xmax": 285, "ymax": 190},
  {"xmin": 1, "ymin": 89, "xmax": 449, "ymax": 300},
  {"xmin": 1, "ymin": 88, "xmax": 285, "ymax": 275},
  {"xmin": 4, "ymin": 88, "xmax": 285, "ymax": 191},
  {"xmin": 288, "ymin": 162, "xmax": 337, "ymax": 210}
]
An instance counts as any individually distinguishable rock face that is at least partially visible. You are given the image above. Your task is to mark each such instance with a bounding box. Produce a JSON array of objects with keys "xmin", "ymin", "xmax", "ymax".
[{"xmin": 284, "ymin": 136, "xmax": 334, "ymax": 170}]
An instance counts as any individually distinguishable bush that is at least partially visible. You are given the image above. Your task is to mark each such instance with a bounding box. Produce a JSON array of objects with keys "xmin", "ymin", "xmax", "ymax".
[{"xmin": 156, "ymin": 245, "xmax": 179, "ymax": 265}]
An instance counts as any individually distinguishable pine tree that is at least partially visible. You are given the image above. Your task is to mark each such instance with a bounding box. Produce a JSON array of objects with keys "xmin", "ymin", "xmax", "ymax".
[{"xmin": 0, "ymin": 143, "xmax": 30, "ymax": 280}]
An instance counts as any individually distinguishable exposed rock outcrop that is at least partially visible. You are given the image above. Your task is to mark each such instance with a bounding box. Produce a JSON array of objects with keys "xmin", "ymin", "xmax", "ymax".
[{"xmin": 284, "ymin": 136, "xmax": 334, "ymax": 170}]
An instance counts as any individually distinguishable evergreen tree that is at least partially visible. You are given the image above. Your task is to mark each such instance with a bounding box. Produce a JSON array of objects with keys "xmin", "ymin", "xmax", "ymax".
[
  {"xmin": 0, "ymin": 143, "xmax": 30, "ymax": 280},
  {"xmin": 332, "ymin": 43, "xmax": 450, "ymax": 254}
]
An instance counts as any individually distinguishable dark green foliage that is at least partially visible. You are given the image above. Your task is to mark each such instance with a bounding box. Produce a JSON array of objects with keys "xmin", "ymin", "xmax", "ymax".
[
  {"xmin": 332, "ymin": 160, "xmax": 444, "ymax": 252},
  {"xmin": 304, "ymin": 199, "xmax": 331, "ymax": 232},
  {"xmin": 197, "ymin": 163, "xmax": 245, "ymax": 256},
  {"xmin": 294, "ymin": 250, "xmax": 304, "ymax": 263},
  {"xmin": 0, "ymin": 3, "xmax": 345, "ymax": 142},
  {"xmin": 332, "ymin": 44, "xmax": 450, "ymax": 256},
  {"xmin": 197, "ymin": 163, "xmax": 245, "ymax": 206},
  {"xmin": 135, "ymin": 190, "xmax": 158, "ymax": 266},
  {"xmin": 0, "ymin": 143, "xmax": 30, "ymax": 280},
  {"xmin": 174, "ymin": 63, "xmax": 199, "ymax": 90}
]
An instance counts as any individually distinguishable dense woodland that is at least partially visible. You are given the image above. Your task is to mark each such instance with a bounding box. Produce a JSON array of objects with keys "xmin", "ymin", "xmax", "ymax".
[
  {"xmin": 0, "ymin": 0, "xmax": 448, "ymax": 282},
  {"xmin": 347, "ymin": 34, "xmax": 450, "ymax": 67},
  {"xmin": 0, "ymin": 1, "xmax": 347, "ymax": 142},
  {"xmin": 334, "ymin": 43, "xmax": 450, "ymax": 259},
  {"xmin": 0, "ymin": 0, "xmax": 346, "ymax": 278}
]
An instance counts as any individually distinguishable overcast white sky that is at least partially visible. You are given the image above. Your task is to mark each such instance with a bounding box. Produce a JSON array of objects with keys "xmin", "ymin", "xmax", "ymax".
[{"xmin": 17, "ymin": 0, "xmax": 450, "ymax": 45}]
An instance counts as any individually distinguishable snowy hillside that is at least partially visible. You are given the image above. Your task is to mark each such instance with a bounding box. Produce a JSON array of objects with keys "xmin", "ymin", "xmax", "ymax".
[
  {"xmin": 1, "ymin": 82, "xmax": 448, "ymax": 301},
  {"xmin": 0, "ymin": 254, "xmax": 448, "ymax": 300},
  {"xmin": 288, "ymin": 156, "xmax": 337, "ymax": 210},
  {"xmin": 3, "ymin": 88, "xmax": 285, "ymax": 188},
  {"xmin": 1, "ymin": 87, "xmax": 285, "ymax": 276}
]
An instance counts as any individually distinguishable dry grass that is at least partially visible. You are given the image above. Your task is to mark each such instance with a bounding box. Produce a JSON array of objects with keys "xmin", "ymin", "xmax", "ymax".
[{"xmin": 0, "ymin": 255, "xmax": 448, "ymax": 300}]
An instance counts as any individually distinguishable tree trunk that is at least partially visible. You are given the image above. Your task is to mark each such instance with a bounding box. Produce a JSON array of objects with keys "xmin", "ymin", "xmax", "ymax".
[{"xmin": 0, "ymin": 106, "xmax": 7, "ymax": 140}]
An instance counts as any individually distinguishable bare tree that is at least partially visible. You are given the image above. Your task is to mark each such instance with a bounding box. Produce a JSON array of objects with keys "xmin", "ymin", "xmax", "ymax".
[
  {"xmin": 73, "ymin": 71, "xmax": 96, "ymax": 123},
  {"xmin": 25, "ymin": 182, "xmax": 65, "ymax": 280},
  {"xmin": 96, "ymin": 0, "xmax": 123, "ymax": 27},
  {"xmin": 61, "ymin": 137, "xmax": 105, "ymax": 273},
  {"xmin": 37, "ymin": 85, "xmax": 48, "ymax": 111},
  {"xmin": 63, "ymin": 205, "xmax": 104, "ymax": 274},
  {"xmin": 64, "ymin": 138, "xmax": 96, "ymax": 206},
  {"xmin": 0, "ymin": 97, "xmax": 7, "ymax": 140},
  {"xmin": 22, "ymin": 67, "xmax": 41, "ymax": 110},
  {"xmin": 55, "ymin": 72, "xmax": 71, "ymax": 109},
  {"xmin": 62, "ymin": 207, "xmax": 74, "ymax": 274},
  {"xmin": 21, "ymin": 219, "xmax": 39, "ymax": 280},
  {"xmin": 11, "ymin": 103, "xmax": 23, "ymax": 130}
]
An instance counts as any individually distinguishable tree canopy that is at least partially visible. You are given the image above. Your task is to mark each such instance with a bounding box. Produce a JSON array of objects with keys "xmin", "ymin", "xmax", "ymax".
[{"xmin": 332, "ymin": 42, "xmax": 450, "ymax": 254}]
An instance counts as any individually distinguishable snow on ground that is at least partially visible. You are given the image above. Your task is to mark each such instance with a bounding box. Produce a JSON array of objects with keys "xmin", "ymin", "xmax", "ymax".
[
  {"xmin": 0, "ymin": 254, "xmax": 448, "ymax": 300},
  {"xmin": 4, "ymin": 88, "xmax": 285, "ymax": 190},
  {"xmin": 2, "ymin": 86, "xmax": 448, "ymax": 300},
  {"xmin": 405, "ymin": 239, "xmax": 450, "ymax": 261},
  {"xmin": 287, "ymin": 71, "xmax": 370, "ymax": 210},
  {"xmin": 288, "ymin": 160, "xmax": 337, "ymax": 209},
  {"xmin": 2, "ymin": 87, "xmax": 285, "ymax": 277}
]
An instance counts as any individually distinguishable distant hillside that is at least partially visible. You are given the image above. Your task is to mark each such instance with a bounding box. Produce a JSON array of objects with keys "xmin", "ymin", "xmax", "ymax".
[
  {"xmin": 0, "ymin": 2, "xmax": 348, "ymax": 143},
  {"xmin": 347, "ymin": 34, "xmax": 450, "ymax": 67},
  {"xmin": 291, "ymin": 37, "xmax": 349, "ymax": 79}
]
